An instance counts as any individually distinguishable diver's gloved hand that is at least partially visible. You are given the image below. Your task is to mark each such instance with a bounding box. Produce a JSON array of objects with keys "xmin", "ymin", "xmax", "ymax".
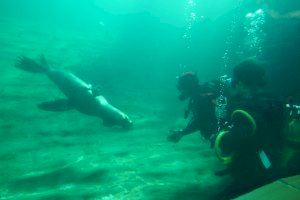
[{"xmin": 167, "ymin": 130, "xmax": 184, "ymax": 143}]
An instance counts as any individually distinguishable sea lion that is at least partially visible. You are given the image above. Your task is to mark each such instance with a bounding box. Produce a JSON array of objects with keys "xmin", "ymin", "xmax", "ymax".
[{"xmin": 15, "ymin": 55, "xmax": 133, "ymax": 129}]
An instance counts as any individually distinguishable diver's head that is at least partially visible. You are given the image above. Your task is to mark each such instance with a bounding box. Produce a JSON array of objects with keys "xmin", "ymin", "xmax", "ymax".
[
  {"xmin": 232, "ymin": 59, "xmax": 267, "ymax": 90},
  {"xmin": 177, "ymin": 72, "xmax": 199, "ymax": 101}
]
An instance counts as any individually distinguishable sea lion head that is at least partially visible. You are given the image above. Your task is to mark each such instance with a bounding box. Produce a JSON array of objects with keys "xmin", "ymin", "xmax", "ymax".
[
  {"xmin": 118, "ymin": 113, "xmax": 133, "ymax": 129},
  {"xmin": 102, "ymin": 110, "xmax": 133, "ymax": 129}
]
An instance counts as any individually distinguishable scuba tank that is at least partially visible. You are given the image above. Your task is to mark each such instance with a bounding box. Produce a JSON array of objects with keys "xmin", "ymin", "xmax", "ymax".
[{"xmin": 285, "ymin": 103, "xmax": 300, "ymax": 142}]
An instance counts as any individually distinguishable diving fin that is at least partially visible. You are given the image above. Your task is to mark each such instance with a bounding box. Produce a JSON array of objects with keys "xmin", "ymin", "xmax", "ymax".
[{"xmin": 38, "ymin": 99, "xmax": 73, "ymax": 112}]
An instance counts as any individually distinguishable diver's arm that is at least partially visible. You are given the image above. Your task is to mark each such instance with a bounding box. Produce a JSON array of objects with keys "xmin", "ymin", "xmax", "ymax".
[
  {"xmin": 167, "ymin": 118, "xmax": 198, "ymax": 143},
  {"xmin": 181, "ymin": 118, "xmax": 199, "ymax": 135}
]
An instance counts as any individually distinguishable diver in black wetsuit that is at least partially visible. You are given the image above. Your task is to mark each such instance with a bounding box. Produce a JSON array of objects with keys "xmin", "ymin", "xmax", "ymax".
[
  {"xmin": 214, "ymin": 59, "xmax": 288, "ymax": 199},
  {"xmin": 167, "ymin": 72, "xmax": 220, "ymax": 143}
]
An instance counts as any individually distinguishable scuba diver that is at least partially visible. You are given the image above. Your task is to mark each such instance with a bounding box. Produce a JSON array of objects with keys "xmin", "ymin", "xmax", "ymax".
[
  {"xmin": 167, "ymin": 72, "xmax": 221, "ymax": 144},
  {"xmin": 213, "ymin": 59, "xmax": 300, "ymax": 199}
]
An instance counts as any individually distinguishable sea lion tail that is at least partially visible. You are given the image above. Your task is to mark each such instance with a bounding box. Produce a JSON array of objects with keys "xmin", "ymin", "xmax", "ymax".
[{"xmin": 15, "ymin": 55, "xmax": 49, "ymax": 73}]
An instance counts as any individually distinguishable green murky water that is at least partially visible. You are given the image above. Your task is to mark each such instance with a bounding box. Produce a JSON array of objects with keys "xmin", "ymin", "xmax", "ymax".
[{"xmin": 0, "ymin": 1, "xmax": 299, "ymax": 199}]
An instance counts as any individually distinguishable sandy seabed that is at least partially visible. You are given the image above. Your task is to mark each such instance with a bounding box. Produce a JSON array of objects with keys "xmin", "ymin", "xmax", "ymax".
[{"xmin": 0, "ymin": 19, "xmax": 226, "ymax": 200}]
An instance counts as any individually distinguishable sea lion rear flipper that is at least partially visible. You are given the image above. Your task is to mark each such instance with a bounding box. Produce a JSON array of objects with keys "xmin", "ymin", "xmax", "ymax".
[
  {"xmin": 15, "ymin": 56, "xmax": 49, "ymax": 73},
  {"xmin": 38, "ymin": 99, "xmax": 73, "ymax": 112}
]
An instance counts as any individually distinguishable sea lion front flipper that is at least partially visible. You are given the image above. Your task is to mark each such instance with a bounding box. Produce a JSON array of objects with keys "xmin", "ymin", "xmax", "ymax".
[{"xmin": 38, "ymin": 99, "xmax": 74, "ymax": 112}]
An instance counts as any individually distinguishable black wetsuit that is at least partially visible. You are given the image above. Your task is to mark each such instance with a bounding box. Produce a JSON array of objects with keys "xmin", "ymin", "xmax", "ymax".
[
  {"xmin": 182, "ymin": 82, "xmax": 219, "ymax": 140},
  {"xmin": 220, "ymin": 90, "xmax": 286, "ymax": 199}
]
